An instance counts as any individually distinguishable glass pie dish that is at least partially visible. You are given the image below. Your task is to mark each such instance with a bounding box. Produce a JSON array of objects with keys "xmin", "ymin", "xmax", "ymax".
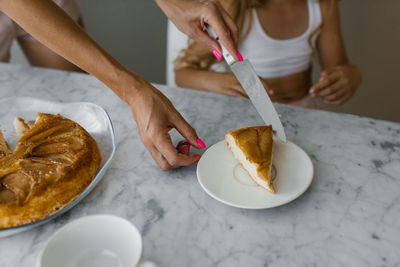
[{"xmin": 0, "ymin": 97, "xmax": 115, "ymax": 237}]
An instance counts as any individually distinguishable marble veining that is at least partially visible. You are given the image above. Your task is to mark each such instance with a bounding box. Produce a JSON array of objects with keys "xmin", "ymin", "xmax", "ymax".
[{"xmin": 0, "ymin": 63, "xmax": 399, "ymax": 267}]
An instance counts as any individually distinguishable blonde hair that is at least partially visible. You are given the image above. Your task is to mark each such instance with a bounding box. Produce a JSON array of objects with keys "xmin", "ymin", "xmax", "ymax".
[{"xmin": 175, "ymin": 0, "xmax": 324, "ymax": 71}]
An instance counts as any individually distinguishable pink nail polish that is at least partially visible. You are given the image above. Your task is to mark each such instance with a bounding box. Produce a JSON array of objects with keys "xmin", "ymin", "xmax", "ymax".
[
  {"xmin": 237, "ymin": 52, "xmax": 243, "ymax": 62},
  {"xmin": 269, "ymin": 90, "xmax": 274, "ymax": 95},
  {"xmin": 197, "ymin": 138, "xmax": 206, "ymax": 149},
  {"xmin": 212, "ymin": 50, "xmax": 222, "ymax": 60}
]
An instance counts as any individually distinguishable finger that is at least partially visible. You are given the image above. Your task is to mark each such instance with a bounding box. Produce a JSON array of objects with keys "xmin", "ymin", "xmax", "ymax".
[
  {"xmin": 203, "ymin": 4, "xmax": 238, "ymax": 60},
  {"xmin": 170, "ymin": 111, "xmax": 202, "ymax": 148},
  {"xmin": 310, "ymin": 71, "xmax": 341, "ymax": 95},
  {"xmin": 311, "ymin": 72, "xmax": 340, "ymax": 95},
  {"xmin": 326, "ymin": 92, "xmax": 352, "ymax": 106},
  {"xmin": 147, "ymin": 144, "xmax": 173, "ymax": 171},
  {"xmin": 317, "ymin": 80, "xmax": 346, "ymax": 97},
  {"xmin": 320, "ymin": 68, "xmax": 335, "ymax": 78},
  {"xmin": 155, "ymin": 132, "xmax": 200, "ymax": 168},
  {"xmin": 221, "ymin": 88, "xmax": 247, "ymax": 97},
  {"xmin": 176, "ymin": 140, "xmax": 190, "ymax": 155},
  {"xmin": 323, "ymin": 86, "xmax": 347, "ymax": 101},
  {"xmin": 229, "ymin": 84, "xmax": 247, "ymax": 96},
  {"xmin": 191, "ymin": 26, "xmax": 222, "ymax": 55},
  {"xmin": 219, "ymin": 6, "xmax": 239, "ymax": 46}
]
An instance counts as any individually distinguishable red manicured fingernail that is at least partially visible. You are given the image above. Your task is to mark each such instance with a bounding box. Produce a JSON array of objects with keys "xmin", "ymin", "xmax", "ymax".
[
  {"xmin": 237, "ymin": 52, "xmax": 243, "ymax": 62},
  {"xmin": 195, "ymin": 159, "xmax": 200, "ymax": 163},
  {"xmin": 212, "ymin": 50, "xmax": 222, "ymax": 60},
  {"xmin": 187, "ymin": 144, "xmax": 191, "ymax": 153},
  {"xmin": 197, "ymin": 138, "xmax": 206, "ymax": 148}
]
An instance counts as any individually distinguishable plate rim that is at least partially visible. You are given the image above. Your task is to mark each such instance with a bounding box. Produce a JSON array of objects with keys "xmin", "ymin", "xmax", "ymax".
[
  {"xmin": 0, "ymin": 97, "xmax": 116, "ymax": 233},
  {"xmin": 197, "ymin": 139, "xmax": 314, "ymax": 209}
]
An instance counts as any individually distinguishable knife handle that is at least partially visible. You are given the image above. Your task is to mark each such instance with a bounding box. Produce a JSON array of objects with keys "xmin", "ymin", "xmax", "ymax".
[{"xmin": 207, "ymin": 27, "xmax": 236, "ymax": 65}]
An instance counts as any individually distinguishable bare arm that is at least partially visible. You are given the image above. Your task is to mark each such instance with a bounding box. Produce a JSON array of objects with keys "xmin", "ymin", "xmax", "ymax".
[
  {"xmin": 317, "ymin": 0, "xmax": 348, "ymax": 68},
  {"xmin": 177, "ymin": 68, "xmax": 247, "ymax": 97},
  {"xmin": 19, "ymin": 40, "xmax": 84, "ymax": 72},
  {"xmin": 310, "ymin": 0, "xmax": 362, "ymax": 105},
  {"xmin": 0, "ymin": 0, "xmax": 129, "ymax": 97},
  {"xmin": 18, "ymin": 16, "xmax": 85, "ymax": 72},
  {"xmin": 0, "ymin": 0, "xmax": 202, "ymax": 170}
]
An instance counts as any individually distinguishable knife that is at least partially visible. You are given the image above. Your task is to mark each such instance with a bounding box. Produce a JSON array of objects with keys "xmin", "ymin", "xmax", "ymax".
[{"xmin": 208, "ymin": 29, "xmax": 287, "ymax": 142}]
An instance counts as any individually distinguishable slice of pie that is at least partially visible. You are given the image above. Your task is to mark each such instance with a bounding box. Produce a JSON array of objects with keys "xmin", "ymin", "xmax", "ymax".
[
  {"xmin": 225, "ymin": 125, "xmax": 275, "ymax": 193},
  {"xmin": 0, "ymin": 113, "xmax": 101, "ymax": 228}
]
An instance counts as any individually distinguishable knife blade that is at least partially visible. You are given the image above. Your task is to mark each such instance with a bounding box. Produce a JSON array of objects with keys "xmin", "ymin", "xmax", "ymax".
[
  {"xmin": 230, "ymin": 60, "xmax": 287, "ymax": 142},
  {"xmin": 207, "ymin": 28, "xmax": 287, "ymax": 142}
]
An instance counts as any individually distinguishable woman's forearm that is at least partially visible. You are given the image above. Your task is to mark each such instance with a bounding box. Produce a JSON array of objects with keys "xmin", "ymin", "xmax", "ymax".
[
  {"xmin": 175, "ymin": 68, "xmax": 246, "ymax": 97},
  {"xmin": 0, "ymin": 0, "xmax": 137, "ymax": 102},
  {"xmin": 175, "ymin": 68, "xmax": 222, "ymax": 92}
]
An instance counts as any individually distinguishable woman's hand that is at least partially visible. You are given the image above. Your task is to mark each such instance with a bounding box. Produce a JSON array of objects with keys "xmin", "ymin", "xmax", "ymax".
[
  {"xmin": 310, "ymin": 65, "xmax": 362, "ymax": 106},
  {"xmin": 125, "ymin": 75, "xmax": 202, "ymax": 171},
  {"xmin": 214, "ymin": 72, "xmax": 246, "ymax": 97},
  {"xmin": 156, "ymin": 0, "xmax": 238, "ymax": 60}
]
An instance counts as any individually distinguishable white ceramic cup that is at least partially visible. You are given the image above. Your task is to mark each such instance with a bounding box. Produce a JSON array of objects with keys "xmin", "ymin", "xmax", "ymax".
[{"xmin": 39, "ymin": 215, "xmax": 158, "ymax": 267}]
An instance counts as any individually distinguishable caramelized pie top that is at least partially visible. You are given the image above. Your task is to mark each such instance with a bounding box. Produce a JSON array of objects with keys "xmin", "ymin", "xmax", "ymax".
[
  {"xmin": 228, "ymin": 125, "xmax": 274, "ymax": 192},
  {"xmin": 0, "ymin": 113, "xmax": 101, "ymax": 228}
]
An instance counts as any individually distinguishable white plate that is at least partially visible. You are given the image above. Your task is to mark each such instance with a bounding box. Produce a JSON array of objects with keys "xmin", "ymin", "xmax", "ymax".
[
  {"xmin": 197, "ymin": 139, "xmax": 314, "ymax": 209},
  {"xmin": 0, "ymin": 97, "xmax": 116, "ymax": 237}
]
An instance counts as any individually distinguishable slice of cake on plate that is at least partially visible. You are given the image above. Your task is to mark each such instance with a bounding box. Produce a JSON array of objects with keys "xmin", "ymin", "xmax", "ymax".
[{"xmin": 225, "ymin": 125, "xmax": 275, "ymax": 193}]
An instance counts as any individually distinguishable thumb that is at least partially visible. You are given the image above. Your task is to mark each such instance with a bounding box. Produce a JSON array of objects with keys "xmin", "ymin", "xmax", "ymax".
[{"xmin": 171, "ymin": 112, "xmax": 204, "ymax": 149}]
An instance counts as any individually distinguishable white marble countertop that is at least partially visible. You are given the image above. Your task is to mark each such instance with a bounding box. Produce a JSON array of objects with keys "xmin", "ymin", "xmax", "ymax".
[{"xmin": 0, "ymin": 63, "xmax": 399, "ymax": 267}]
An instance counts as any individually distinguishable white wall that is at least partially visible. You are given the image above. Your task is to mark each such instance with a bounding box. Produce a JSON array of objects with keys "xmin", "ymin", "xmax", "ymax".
[{"xmin": 10, "ymin": 0, "xmax": 400, "ymax": 122}]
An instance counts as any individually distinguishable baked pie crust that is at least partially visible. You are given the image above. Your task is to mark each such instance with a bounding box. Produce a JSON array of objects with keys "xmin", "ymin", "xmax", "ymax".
[{"xmin": 0, "ymin": 113, "xmax": 101, "ymax": 228}]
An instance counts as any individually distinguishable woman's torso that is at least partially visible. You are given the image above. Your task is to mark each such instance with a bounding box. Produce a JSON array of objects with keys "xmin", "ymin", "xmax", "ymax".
[{"xmin": 237, "ymin": 0, "xmax": 322, "ymax": 103}]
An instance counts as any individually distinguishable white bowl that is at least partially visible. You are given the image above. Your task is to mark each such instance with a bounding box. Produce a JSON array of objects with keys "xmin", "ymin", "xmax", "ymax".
[{"xmin": 40, "ymin": 215, "xmax": 143, "ymax": 267}]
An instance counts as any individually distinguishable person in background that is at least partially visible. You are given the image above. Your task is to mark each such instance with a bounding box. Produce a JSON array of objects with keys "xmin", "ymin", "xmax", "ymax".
[
  {"xmin": 175, "ymin": 0, "xmax": 362, "ymax": 108},
  {"xmin": 0, "ymin": 0, "xmax": 82, "ymax": 72},
  {"xmin": 0, "ymin": 0, "xmax": 239, "ymax": 170}
]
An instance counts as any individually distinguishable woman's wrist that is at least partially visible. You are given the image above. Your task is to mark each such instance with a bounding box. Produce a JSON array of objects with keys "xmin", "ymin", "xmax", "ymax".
[{"xmin": 104, "ymin": 65, "xmax": 146, "ymax": 106}]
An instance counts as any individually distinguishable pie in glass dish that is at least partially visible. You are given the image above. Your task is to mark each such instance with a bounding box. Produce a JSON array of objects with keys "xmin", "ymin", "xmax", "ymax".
[{"xmin": 0, "ymin": 113, "xmax": 101, "ymax": 228}]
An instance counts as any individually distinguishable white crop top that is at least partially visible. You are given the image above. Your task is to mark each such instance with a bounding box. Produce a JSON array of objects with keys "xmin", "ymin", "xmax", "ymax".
[{"xmin": 237, "ymin": 0, "xmax": 322, "ymax": 78}]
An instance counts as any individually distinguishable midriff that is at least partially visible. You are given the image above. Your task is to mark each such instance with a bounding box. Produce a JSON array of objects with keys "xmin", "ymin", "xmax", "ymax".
[{"xmin": 263, "ymin": 68, "xmax": 312, "ymax": 103}]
